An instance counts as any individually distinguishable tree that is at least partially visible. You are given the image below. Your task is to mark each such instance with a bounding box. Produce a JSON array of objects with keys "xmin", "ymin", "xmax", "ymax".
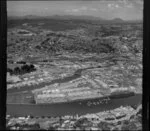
[
  {"xmin": 7, "ymin": 68, "xmax": 13, "ymax": 75},
  {"xmin": 14, "ymin": 67, "xmax": 21, "ymax": 75}
]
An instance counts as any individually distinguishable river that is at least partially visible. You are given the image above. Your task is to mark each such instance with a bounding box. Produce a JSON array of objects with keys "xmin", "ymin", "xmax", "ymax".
[{"xmin": 7, "ymin": 94, "xmax": 142, "ymax": 117}]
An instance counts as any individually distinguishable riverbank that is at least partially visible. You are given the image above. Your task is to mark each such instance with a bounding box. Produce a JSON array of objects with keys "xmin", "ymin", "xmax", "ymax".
[
  {"xmin": 7, "ymin": 94, "xmax": 142, "ymax": 117},
  {"xmin": 6, "ymin": 104, "xmax": 142, "ymax": 130}
]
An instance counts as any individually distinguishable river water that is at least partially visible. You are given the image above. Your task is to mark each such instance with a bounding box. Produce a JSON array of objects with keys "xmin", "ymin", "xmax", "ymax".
[{"xmin": 7, "ymin": 94, "xmax": 142, "ymax": 117}]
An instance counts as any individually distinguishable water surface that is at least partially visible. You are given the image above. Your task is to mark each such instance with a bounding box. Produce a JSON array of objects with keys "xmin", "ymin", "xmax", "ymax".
[{"xmin": 7, "ymin": 94, "xmax": 142, "ymax": 117}]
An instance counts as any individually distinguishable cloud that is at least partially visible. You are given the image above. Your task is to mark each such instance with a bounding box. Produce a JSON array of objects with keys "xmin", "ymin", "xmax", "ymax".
[
  {"xmin": 108, "ymin": 1, "xmax": 135, "ymax": 9},
  {"xmin": 115, "ymin": 4, "xmax": 119, "ymax": 8},
  {"xmin": 118, "ymin": 0, "xmax": 128, "ymax": 5},
  {"xmin": 65, "ymin": 6, "xmax": 87, "ymax": 13},
  {"xmin": 72, "ymin": 9, "xmax": 80, "ymax": 12},
  {"xmin": 119, "ymin": 0, "xmax": 139, "ymax": 9},
  {"xmin": 90, "ymin": 8, "xmax": 98, "ymax": 11},
  {"xmin": 134, "ymin": 0, "xmax": 143, "ymax": 5},
  {"xmin": 44, "ymin": 8, "xmax": 48, "ymax": 10},
  {"xmin": 107, "ymin": 3, "xmax": 120, "ymax": 9},
  {"xmin": 123, "ymin": 0, "xmax": 128, "ymax": 4},
  {"xmin": 65, "ymin": 6, "xmax": 98, "ymax": 13},
  {"xmin": 126, "ymin": 3, "xmax": 133, "ymax": 8},
  {"xmin": 108, "ymin": 4, "xmax": 113, "ymax": 8},
  {"xmin": 65, "ymin": 9, "xmax": 79, "ymax": 13},
  {"xmin": 80, "ymin": 6, "xmax": 88, "ymax": 11}
]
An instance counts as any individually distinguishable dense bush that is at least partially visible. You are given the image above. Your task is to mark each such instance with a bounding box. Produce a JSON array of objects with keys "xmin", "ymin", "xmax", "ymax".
[
  {"xmin": 16, "ymin": 61, "xmax": 26, "ymax": 64},
  {"xmin": 97, "ymin": 121, "xmax": 111, "ymax": 130},
  {"xmin": 7, "ymin": 64, "xmax": 36, "ymax": 75},
  {"xmin": 73, "ymin": 118, "xmax": 93, "ymax": 128},
  {"xmin": 7, "ymin": 68, "xmax": 13, "ymax": 75}
]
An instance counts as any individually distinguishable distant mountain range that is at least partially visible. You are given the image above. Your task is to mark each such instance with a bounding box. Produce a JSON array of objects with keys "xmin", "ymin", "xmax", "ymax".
[{"xmin": 7, "ymin": 15, "xmax": 142, "ymax": 23}]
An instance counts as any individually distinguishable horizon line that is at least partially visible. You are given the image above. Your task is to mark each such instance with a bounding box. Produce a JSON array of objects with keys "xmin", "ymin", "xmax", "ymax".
[{"xmin": 7, "ymin": 14, "xmax": 143, "ymax": 21}]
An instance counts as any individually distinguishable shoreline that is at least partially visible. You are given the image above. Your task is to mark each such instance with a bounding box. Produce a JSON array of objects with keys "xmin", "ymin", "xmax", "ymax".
[
  {"xmin": 7, "ymin": 93, "xmax": 142, "ymax": 117},
  {"xmin": 7, "ymin": 92, "xmax": 139, "ymax": 105}
]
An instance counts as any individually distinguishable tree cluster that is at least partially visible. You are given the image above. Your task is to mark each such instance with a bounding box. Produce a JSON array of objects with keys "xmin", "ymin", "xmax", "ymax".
[{"xmin": 7, "ymin": 64, "xmax": 36, "ymax": 75}]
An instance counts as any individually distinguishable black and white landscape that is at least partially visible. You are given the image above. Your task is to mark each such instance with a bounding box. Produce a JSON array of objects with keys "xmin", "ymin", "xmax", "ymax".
[{"xmin": 6, "ymin": 0, "xmax": 143, "ymax": 130}]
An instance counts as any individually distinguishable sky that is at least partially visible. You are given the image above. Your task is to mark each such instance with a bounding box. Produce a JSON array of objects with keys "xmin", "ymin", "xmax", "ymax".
[{"xmin": 7, "ymin": 0, "xmax": 143, "ymax": 20}]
